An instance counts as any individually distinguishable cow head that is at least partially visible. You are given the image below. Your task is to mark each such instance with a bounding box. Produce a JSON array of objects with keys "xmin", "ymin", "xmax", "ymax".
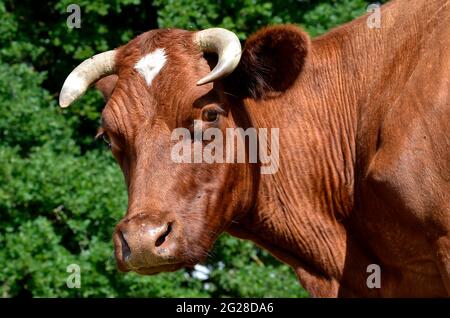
[{"xmin": 60, "ymin": 26, "xmax": 309, "ymax": 275}]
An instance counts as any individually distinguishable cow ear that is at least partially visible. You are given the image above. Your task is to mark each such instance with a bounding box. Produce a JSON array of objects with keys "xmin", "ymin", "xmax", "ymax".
[
  {"xmin": 226, "ymin": 25, "xmax": 310, "ymax": 99},
  {"xmin": 95, "ymin": 74, "xmax": 118, "ymax": 102}
]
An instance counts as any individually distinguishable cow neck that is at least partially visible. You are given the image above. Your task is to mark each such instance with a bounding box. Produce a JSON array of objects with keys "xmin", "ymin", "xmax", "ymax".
[{"xmin": 226, "ymin": 3, "xmax": 401, "ymax": 297}]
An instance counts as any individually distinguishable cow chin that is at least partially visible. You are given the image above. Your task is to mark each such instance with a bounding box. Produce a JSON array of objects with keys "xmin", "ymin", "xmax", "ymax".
[
  {"xmin": 115, "ymin": 257, "xmax": 188, "ymax": 275},
  {"xmin": 131, "ymin": 263, "xmax": 186, "ymax": 275},
  {"xmin": 116, "ymin": 249, "xmax": 209, "ymax": 276}
]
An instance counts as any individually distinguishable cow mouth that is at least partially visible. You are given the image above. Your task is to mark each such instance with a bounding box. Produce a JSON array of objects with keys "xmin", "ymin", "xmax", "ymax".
[
  {"xmin": 116, "ymin": 259, "xmax": 187, "ymax": 275},
  {"xmin": 131, "ymin": 263, "xmax": 186, "ymax": 275}
]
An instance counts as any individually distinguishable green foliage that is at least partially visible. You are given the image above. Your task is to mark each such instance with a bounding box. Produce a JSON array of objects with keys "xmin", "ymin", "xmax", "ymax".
[
  {"xmin": 154, "ymin": 0, "xmax": 388, "ymax": 38},
  {"xmin": 0, "ymin": 63, "xmax": 74, "ymax": 154},
  {"xmin": 0, "ymin": 0, "xmax": 385, "ymax": 298}
]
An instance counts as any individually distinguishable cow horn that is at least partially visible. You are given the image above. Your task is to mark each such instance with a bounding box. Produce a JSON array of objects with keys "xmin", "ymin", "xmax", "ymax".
[
  {"xmin": 194, "ymin": 28, "xmax": 242, "ymax": 85},
  {"xmin": 59, "ymin": 50, "xmax": 116, "ymax": 108}
]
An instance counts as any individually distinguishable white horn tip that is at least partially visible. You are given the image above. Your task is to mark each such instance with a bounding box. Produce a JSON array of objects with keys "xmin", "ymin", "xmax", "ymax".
[
  {"xmin": 59, "ymin": 95, "xmax": 71, "ymax": 108},
  {"xmin": 59, "ymin": 73, "xmax": 87, "ymax": 108},
  {"xmin": 59, "ymin": 101, "xmax": 70, "ymax": 108},
  {"xmin": 196, "ymin": 78, "xmax": 209, "ymax": 86},
  {"xmin": 59, "ymin": 87, "xmax": 78, "ymax": 108},
  {"xmin": 58, "ymin": 50, "xmax": 116, "ymax": 108}
]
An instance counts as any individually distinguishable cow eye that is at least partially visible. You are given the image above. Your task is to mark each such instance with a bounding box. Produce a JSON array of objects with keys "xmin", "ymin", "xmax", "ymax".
[
  {"xmin": 202, "ymin": 109, "xmax": 218, "ymax": 122},
  {"xmin": 102, "ymin": 134, "xmax": 112, "ymax": 148}
]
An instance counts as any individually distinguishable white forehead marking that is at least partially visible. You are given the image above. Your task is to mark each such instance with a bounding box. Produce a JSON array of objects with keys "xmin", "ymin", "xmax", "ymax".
[{"xmin": 134, "ymin": 48, "xmax": 167, "ymax": 86}]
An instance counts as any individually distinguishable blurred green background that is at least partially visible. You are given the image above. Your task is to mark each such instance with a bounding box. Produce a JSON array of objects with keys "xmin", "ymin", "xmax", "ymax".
[{"xmin": 0, "ymin": 0, "xmax": 386, "ymax": 297}]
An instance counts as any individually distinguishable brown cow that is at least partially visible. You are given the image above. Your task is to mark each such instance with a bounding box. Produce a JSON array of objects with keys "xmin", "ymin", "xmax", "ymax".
[{"xmin": 59, "ymin": 0, "xmax": 450, "ymax": 297}]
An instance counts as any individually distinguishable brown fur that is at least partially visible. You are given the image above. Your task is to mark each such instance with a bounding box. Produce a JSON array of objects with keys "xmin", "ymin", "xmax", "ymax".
[{"xmin": 93, "ymin": 0, "xmax": 450, "ymax": 297}]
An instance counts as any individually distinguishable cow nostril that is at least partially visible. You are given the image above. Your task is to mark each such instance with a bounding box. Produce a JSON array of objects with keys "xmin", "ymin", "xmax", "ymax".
[
  {"xmin": 155, "ymin": 222, "xmax": 172, "ymax": 247},
  {"xmin": 119, "ymin": 231, "xmax": 131, "ymax": 261}
]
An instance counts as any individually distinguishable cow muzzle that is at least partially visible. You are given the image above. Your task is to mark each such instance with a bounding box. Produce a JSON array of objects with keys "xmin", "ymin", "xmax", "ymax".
[{"xmin": 113, "ymin": 212, "xmax": 184, "ymax": 274}]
